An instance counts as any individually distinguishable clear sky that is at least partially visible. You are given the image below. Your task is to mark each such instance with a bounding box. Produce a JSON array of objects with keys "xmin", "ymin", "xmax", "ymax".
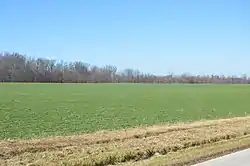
[{"xmin": 1, "ymin": 0, "xmax": 249, "ymax": 76}]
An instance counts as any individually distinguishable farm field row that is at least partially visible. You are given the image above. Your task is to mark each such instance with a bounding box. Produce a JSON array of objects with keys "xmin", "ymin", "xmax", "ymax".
[
  {"xmin": 1, "ymin": 83, "xmax": 250, "ymax": 165},
  {"xmin": 1, "ymin": 83, "xmax": 250, "ymax": 139}
]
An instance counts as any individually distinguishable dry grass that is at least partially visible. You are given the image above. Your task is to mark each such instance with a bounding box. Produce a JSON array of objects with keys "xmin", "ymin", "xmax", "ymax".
[
  {"xmin": 2, "ymin": 116, "xmax": 250, "ymax": 166},
  {"xmin": 123, "ymin": 135, "xmax": 250, "ymax": 166}
]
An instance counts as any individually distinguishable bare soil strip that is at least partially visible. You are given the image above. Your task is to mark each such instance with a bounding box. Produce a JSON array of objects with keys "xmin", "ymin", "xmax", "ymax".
[{"xmin": 1, "ymin": 116, "xmax": 250, "ymax": 166}]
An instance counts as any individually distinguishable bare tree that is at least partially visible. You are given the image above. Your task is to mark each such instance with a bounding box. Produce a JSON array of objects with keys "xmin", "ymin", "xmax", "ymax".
[{"xmin": 0, "ymin": 52, "xmax": 249, "ymax": 84}]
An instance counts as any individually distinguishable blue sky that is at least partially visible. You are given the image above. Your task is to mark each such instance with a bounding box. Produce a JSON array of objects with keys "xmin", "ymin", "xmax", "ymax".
[{"xmin": 0, "ymin": 0, "xmax": 249, "ymax": 76}]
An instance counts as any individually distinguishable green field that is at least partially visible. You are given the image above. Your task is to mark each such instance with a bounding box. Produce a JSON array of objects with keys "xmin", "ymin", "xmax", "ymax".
[{"xmin": 1, "ymin": 83, "xmax": 250, "ymax": 139}]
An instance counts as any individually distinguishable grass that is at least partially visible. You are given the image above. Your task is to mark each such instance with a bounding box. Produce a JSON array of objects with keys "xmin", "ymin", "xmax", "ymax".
[
  {"xmin": 124, "ymin": 135, "xmax": 250, "ymax": 166},
  {"xmin": 1, "ymin": 83, "xmax": 250, "ymax": 139},
  {"xmin": 1, "ymin": 83, "xmax": 250, "ymax": 165},
  {"xmin": 1, "ymin": 116, "xmax": 250, "ymax": 166}
]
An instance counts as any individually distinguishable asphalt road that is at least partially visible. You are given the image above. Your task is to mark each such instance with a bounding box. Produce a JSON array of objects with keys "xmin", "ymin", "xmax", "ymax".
[{"xmin": 193, "ymin": 148, "xmax": 250, "ymax": 166}]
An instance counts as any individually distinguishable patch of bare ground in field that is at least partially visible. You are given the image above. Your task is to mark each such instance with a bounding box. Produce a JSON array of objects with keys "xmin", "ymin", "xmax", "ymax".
[{"xmin": 1, "ymin": 116, "xmax": 250, "ymax": 166}]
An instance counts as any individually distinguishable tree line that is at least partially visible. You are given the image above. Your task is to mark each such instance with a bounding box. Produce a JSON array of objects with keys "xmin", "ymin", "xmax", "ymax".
[{"xmin": 0, "ymin": 52, "xmax": 249, "ymax": 84}]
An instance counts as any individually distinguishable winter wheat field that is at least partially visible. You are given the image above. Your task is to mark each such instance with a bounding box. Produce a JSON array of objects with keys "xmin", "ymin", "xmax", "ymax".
[{"xmin": 1, "ymin": 83, "xmax": 250, "ymax": 166}]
